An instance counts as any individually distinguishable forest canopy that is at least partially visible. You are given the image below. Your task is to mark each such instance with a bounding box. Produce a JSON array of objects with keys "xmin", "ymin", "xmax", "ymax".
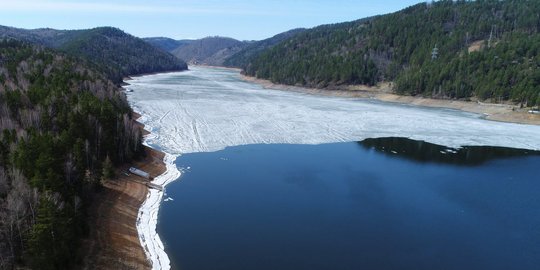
[{"xmin": 240, "ymin": 0, "xmax": 540, "ymax": 106}]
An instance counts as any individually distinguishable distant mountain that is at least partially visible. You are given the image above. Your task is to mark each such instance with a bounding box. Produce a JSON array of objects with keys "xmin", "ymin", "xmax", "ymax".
[
  {"xmin": 170, "ymin": 36, "xmax": 249, "ymax": 66},
  {"xmin": 223, "ymin": 28, "xmax": 305, "ymax": 68},
  {"xmin": 143, "ymin": 30, "xmax": 307, "ymax": 68},
  {"xmin": 143, "ymin": 37, "xmax": 193, "ymax": 52},
  {"xmin": 0, "ymin": 25, "xmax": 187, "ymax": 82},
  {"xmin": 243, "ymin": 1, "xmax": 540, "ymax": 106},
  {"xmin": 0, "ymin": 26, "xmax": 77, "ymax": 47}
]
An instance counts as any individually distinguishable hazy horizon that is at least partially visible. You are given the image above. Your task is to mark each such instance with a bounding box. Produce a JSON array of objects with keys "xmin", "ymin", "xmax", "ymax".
[{"xmin": 0, "ymin": 0, "xmax": 422, "ymax": 40}]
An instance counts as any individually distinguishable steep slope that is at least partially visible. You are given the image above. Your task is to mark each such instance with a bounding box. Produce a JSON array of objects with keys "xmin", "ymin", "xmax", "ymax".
[
  {"xmin": 244, "ymin": 1, "xmax": 540, "ymax": 106},
  {"xmin": 0, "ymin": 40, "xmax": 143, "ymax": 269},
  {"xmin": 143, "ymin": 37, "xmax": 193, "ymax": 52},
  {"xmin": 0, "ymin": 26, "xmax": 187, "ymax": 83},
  {"xmin": 59, "ymin": 27, "xmax": 187, "ymax": 82},
  {"xmin": 223, "ymin": 28, "xmax": 305, "ymax": 68},
  {"xmin": 171, "ymin": 36, "xmax": 248, "ymax": 65}
]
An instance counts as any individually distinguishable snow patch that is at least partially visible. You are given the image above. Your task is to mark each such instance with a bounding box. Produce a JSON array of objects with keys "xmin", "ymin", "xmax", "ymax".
[{"xmin": 136, "ymin": 153, "xmax": 179, "ymax": 270}]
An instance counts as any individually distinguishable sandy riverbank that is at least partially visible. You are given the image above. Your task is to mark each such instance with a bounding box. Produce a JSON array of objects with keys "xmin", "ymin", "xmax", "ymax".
[{"xmin": 241, "ymin": 75, "xmax": 540, "ymax": 126}]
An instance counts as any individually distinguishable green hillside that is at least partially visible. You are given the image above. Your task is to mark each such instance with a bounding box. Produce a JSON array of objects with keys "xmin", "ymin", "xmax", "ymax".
[
  {"xmin": 143, "ymin": 37, "xmax": 193, "ymax": 52},
  {"xmin": 0, "ymin": 26, "xmax": 187, "ymax": 83},
  {"xmin": 244, "ymin": 0, "xmax": 540, "ymax": 106},
  {"xmin": 223, "ymin": 28, "xmax": 305, "ymax": 68},
  {"xmin": 58, "ymin": 27, "xmax": 187, "ymax": 82},
  {"xmin": 171, "ymin": 36, "xmax": 248, "ymax": 65},
  {"xmin": 0, "ymin": 40, "xmax": 144, "ymax": 269}
]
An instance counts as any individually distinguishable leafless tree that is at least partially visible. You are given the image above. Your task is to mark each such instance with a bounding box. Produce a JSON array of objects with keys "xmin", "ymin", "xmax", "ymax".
[
  {"xmin": 64, "ymin": 154, "xmax": 76, "ymax": 186},
  {"xmin": 19, "ymin": 108, "xmax": 42, "ymax": 129},
  {"xmin": 0, "ymin": 168, "xmax": 7, "ymax": 196},
  {"xmin": 0, "ymin": 169, "xmax": 37, "ymax": 266}
]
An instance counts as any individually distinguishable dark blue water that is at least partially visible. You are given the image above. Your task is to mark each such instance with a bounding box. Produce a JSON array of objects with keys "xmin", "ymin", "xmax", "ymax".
[{"xmin": 158, "ymin": 138, "xmax": 540, "ymax": 270}]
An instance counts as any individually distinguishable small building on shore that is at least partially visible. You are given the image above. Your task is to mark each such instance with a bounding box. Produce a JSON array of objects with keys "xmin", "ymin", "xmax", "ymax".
[{"xmin": 129, "ymin": 167, "xmax": 150, "ymax": 179}]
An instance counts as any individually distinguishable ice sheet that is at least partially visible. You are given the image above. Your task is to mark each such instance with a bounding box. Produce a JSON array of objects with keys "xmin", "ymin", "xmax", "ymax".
[
  {"xmin": 129, "ymin": 66, "xmax": 540, "ymax": 270},
  {"xmin": 129, "ymin": 66, "xmax": 540, "ymax": 154}
]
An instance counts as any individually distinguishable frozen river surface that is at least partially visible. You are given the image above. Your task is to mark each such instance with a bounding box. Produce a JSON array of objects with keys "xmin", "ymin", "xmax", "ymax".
[{"xmin": 128, "ymin": 66, "xmax": 540, "ymax": 153}]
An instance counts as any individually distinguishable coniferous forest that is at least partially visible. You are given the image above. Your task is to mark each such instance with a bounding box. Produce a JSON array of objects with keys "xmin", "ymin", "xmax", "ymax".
[
  {"xmin": 0, "ymin": 23, "xmax": 188, "ymax": 269},
  {"xmin": 0, "ymin": 26, "xmax": 188, "ymax": 84},
  {"xmin": 0, "ymin": 40, "xmax": 144, "ymax": 269},
  {"xmin": 241, "ymin": 0, "xmax": 540, "ymax": 106}
]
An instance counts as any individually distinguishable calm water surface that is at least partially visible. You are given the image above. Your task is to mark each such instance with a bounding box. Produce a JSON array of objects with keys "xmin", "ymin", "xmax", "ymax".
[{"xmin": 158, "ymin": 138, "xmax": 540, "ymax": 270}]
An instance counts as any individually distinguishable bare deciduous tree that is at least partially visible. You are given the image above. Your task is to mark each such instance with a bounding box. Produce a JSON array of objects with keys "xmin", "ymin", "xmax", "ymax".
[{"xmin": 0, "ymin": 168, "xmax": 7, "ymax": 196}]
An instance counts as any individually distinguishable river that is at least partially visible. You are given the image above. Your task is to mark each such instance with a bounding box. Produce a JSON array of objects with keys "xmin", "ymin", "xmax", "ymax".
[{"xmin": 127, "ymin": 66, "xmax": 540, "ymax": 270}]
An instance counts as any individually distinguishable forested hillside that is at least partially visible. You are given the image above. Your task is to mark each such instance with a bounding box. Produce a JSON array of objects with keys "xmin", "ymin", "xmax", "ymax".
[
  {"xmin": 59, "ymin": 27, "xmax": 187, "ymax": 83},
  {"xmin": 0, "ymin": 40, "xmax": 144, "ymax": 269},
  {"xmin": 244, "ymin": 0, "xmax": 540, "ymax": 106},
  {"xmin": 143, "ymin": 37, "xmax": 193, "ymax": 52},
  {"xmin": 171, "ymin": 36, "xmax": 249, "ymax": 65},
  {"xmin": 223, "ymin": 28, "xmax": 305, "ymax": 68},
  {"xmin": 0, "ymin": 26, "xmax": 187, "ymax": 83}
]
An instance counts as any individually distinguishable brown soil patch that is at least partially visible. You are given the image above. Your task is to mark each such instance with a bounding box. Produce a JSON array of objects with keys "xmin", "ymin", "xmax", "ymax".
[{"xmin": 81, "ymin": 146, "xmax": 166, "ymax": 270}]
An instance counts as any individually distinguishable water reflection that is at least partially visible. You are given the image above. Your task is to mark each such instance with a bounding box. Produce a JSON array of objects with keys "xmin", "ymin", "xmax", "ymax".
[{"xmin": 359, "ymin": 137, "xmax": 539, "ymax": 165}]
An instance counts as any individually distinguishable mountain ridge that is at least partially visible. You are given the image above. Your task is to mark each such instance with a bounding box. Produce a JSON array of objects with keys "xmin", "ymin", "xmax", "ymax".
[
  {"xmin": 143, "ymin": 37, "xmax": 194, "ymax": 53},
  {"xmin": 171, "ymin": 36, "xmax": 249, "ymax": 65},
  {"xmin": 0, "ymin": 25, "xmax": 188, "ymax": 83},
  {"xmin": 223, "ymin": 28, "xmax": 306, "ymax": 68}
]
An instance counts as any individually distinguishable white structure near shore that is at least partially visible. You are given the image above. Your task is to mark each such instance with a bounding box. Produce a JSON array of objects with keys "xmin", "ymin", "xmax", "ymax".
[{"xmin": 129, "ymin": 167, "xmax": 150, "ymax": 179}]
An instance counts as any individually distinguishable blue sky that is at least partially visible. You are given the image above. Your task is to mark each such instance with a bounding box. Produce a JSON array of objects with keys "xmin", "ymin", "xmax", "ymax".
[{"xmin": 0, "ymin": 0, "xmax": 423, "ymax": 40}]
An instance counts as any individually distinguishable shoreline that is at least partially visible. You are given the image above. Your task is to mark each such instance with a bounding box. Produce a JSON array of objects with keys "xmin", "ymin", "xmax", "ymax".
[
  {"xmin": 122, "ymin": 69, "xmax": 190, "ymax": 84},
  {"xmin": 81, "ymin": 145, "xmax": 167, "ymax": 269},
  {"xmin": 92, "ymin": 68, "xmax": 538, "ymax": 269},
  {"xmin": 81, "ymin": 109, "xmax": 179, "ymax": 269},
  {"xmin": 137, "ymin": 153, "xmax": 180, "ymax": 270},
  {"xmin": 241, "ymin": 75, "xmax": 540, "ymax": 126},
  {"xmin": 135, "ymin": 111, "xmax": 181, "ymax": 270},
  {"xmin": 190, "ymin": 64, "xmax": 242, "ymax": 72}
]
